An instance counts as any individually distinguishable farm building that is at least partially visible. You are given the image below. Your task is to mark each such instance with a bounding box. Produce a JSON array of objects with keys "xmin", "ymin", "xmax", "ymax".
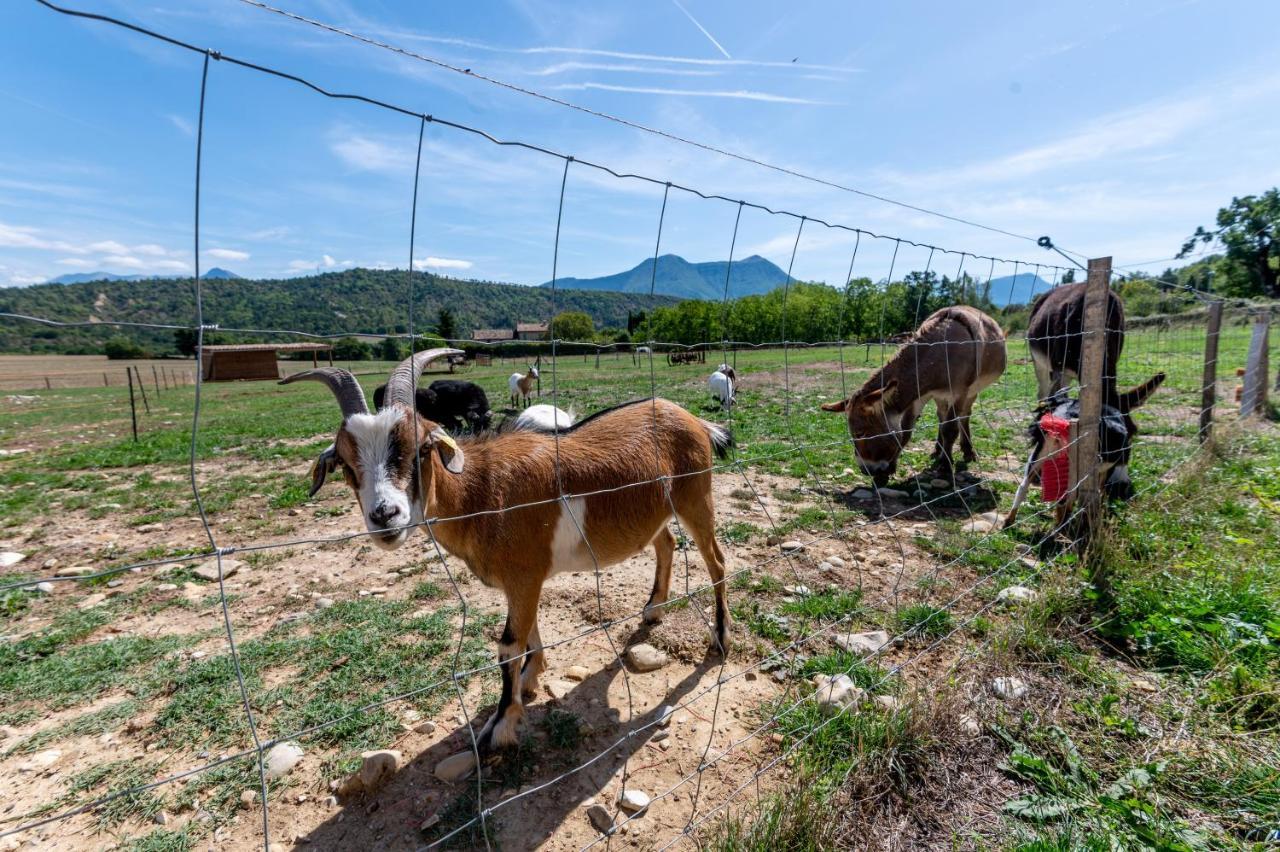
[
  {"xmin": 472, "ymin": 328, "xmax": 515, "ymax": 343},
  {"xmin": 200, "ymin": 342, "xmax": 333, "ymax": 382},
  {"xmin": 516, "ymin": 322, "xmax": 549, "ymax": 341}
]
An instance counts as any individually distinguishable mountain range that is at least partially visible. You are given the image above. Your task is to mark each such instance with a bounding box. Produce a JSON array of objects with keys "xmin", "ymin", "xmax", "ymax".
[
  {"xmin": 46, "ymin": 267, "xmax": 242, "ymax": 285},
  {"xmin": 987, "ymin": 272, "xmax": 1054, "ymax": 307},
  {"xmin": 545, "ymin": 254, "xmax": 792, "ymax": 300}
]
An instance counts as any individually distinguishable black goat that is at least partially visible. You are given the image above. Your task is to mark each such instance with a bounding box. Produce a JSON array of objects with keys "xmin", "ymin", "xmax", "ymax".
[
  {"xmin": 372, "ymin": 379, "xmax": 492, "ymax": 434},
  {"xmin": 1003, "ymin": 372, "xmax": 1165, "ymax": 529}
]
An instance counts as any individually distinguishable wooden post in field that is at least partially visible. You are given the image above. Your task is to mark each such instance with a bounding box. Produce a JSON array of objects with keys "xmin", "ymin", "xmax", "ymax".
[
  {"xmin": 1241, "ymin": 312, "xmax": 1271, "ymax": 418},
  {"xmin": 1070, "ymin": 257, "xmax": 1111, "ymax": 556},
  {"xmin": 133, "ymin": 367, "xmax": 151, "ymax": 414},
  {"xmin": 1198, "ymin": 300, "xmax": 1223, "ymax": 443},
  {"xmin": 152, "ymin": 365, "xmax": 161, "ymax": 396},
  {"xmin": 125, "ymin": 367, "xmax": 139, "ymax": 443},
  {"xmin": 44, "ymin": 376, "xmax": 51, "ymax": 390},
  {"xmin": 535, "ymin": 354, "xmax": 542, "ymax": 399},
  {"xmin": 162, "ymin": 368, "xmax": 170, "ymax": 390},
  {"xmin": 103, "ymin": 372, "xmax": 109, "ymax": 387}
]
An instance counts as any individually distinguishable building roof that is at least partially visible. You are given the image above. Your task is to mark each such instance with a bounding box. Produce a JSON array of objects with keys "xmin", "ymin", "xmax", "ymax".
[
  {"xmin": 201, "ymin": 342, "xmax": 332, "ymax": 353},
  {"xmin": 515, "ymin": 322, "xmax": 549, "ymax": 333},
  {"xmin": 472, "ymin": 328, "xmax": 515, "ymax": 341}
]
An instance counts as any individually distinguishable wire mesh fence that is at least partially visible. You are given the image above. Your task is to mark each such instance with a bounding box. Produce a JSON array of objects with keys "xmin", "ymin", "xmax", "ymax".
[{"xmin": 1, "ymin": 3, "xmax": 1276, "ymax": 850}]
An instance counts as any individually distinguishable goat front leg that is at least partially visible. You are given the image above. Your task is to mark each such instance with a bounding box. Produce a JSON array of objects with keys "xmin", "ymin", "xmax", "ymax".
[
  {"xmin": 520, "ymin": 618, "xmax": 546, "ymax": 701},
  {"xmin": 477, "ymin": 586, "xmax": 541, "ymax": 753},
  {"xmin": 643, "ymin": 524, "xmax": 676, "ymax": 625}
]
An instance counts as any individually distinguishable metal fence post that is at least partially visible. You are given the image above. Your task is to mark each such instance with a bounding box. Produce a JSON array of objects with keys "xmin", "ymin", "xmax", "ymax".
[
  {"xmin": 1199, "ymin": 300, "xmax": 1223, "ymax": 443},
  {"xmin": 1070, "ymin": 256, "xmax": 1111, "ymax": 555},
  {"xmin": 152, "ymin": 365, "xmax": 162, "ymax": 396},
  {"xmin": 1241, "ymin": 312, "xmax": 1271, "ymax": 418}
]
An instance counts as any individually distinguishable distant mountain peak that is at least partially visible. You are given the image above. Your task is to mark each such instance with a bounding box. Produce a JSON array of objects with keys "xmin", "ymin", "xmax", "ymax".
[
  {"xmin": 544, "ymin": 253, "xmax": 791, "ymax": 300},
  {"xmin": 202, "ymin": 267, "xmax": 241, "ymax": 280},
  {"xmin": 44, "ymin": 267, "xmax": 242, "ymax": 285}
]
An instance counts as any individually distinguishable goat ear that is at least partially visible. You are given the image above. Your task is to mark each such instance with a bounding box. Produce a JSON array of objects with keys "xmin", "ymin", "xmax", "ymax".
[
  {"xmin": 820, "ymin": 398, "xmax": 848, "ymax": 413},
  {"xmin": 309, "ymin": 444, "xmax": 338, "ymax": 497},
  {"xmin": 429, "ymin": 427, "xmax": 465, "ymax": 474}
]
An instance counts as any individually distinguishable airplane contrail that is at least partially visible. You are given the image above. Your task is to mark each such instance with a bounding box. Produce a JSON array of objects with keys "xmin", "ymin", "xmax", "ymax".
[{"xmin": 669, "ymin": 0, "xmax": 732, "ymax": 59}]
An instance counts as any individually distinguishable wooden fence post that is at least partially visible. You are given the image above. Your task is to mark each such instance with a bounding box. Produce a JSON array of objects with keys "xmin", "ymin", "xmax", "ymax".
[
  {"xmin": 1241, "ymin": 312, "xmax": 1271, "ymax": 418},
  {"xmin": 125, "ymin": 367, "xmax": 139, "ymax": 443},
  {"xmin": 132, "ymin": 367, "xmax": 151, "ymax": 414},
  {"xmin": 152, "ymin": 365, "xmax": 161, "ymax": 396},
  {"xmin": 1070, "ymin": 256, "xmax": 1111, "ymax": 557},
  {"xmin": 44, "ymin": 376, "xmax": 51, "ymax": 390},
  {"xmin": 103, "ymin": 372, "xmax": 109, "ymax": 387},
  {"xmin": 1198, "ymin": 300, "xmax": 1223, "ymax": 443}
]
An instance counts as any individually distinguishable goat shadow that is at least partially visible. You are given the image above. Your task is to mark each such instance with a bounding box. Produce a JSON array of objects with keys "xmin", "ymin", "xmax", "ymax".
[
  {"xmin": 296, "ymin": 631, "xmax": 722, "ymax": 850},
  {"xmin": 822, "ymin": 471, "xmax": 999, "ymax": 521}
]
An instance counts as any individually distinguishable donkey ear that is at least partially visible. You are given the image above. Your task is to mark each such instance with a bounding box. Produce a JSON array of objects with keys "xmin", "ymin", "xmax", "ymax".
[
  {"xmin": 309, "ymin": 444, "xmax": 338, "ymax": 497},
  {"xmin": 820, "ymin": 398, "xmax": 848, "ymax": 413},
  {"xmin": 429, "ymin": 427, "xmax": 465, "ymax": 474},
  {"xmin": 880, "ymin": 379, "xmax": 898, "ymax": 408}
]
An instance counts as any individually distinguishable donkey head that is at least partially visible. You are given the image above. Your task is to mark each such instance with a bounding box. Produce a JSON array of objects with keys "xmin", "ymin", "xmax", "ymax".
[{"xmin": 821, "ymin": 379, "xmax": 913, "ymax": 487}]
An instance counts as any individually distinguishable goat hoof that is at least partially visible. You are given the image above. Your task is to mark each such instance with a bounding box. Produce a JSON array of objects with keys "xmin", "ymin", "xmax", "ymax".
[{"xmin": 642, "ymin": 607, "xmax": 664, "ymax": 626}]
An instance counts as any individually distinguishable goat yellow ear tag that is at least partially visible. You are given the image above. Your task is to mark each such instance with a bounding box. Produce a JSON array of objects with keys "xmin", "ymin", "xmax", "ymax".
[{"xmin": 436, "ymin": 433, "xmax": 458, "ymax": 452}]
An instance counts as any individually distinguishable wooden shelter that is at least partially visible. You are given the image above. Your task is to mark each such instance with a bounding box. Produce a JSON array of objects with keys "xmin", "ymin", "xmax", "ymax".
[{"xmin": 200, "ymin": 342, "xmax": 333, "ymax": 382}]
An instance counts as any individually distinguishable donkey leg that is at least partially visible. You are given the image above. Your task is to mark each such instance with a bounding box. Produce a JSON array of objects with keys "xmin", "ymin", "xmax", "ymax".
[
  {"xmin": 957, "ymin": 395, "xmax": 978, "ymax": 464},
  {"xmin": 932, "ymin": 403, "xmax": 961, "ymax": 480},
  {"xmin": 644, "ymin": 524, "xmax": 676, "ymax": 625},
  {"xmin": 675, "ymin": 491, "xmax": 730, "ymax": 655},
  {"xmin": 477, "ymin": 585, "xmax": 541, "ymax": 752}
]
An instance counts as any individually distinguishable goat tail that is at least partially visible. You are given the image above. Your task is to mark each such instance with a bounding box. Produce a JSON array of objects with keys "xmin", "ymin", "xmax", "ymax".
[
  {"xmin": 1116, "ymin": 372, "xmax": 1166, "ymax": 412},
  {"xmin": 700, "ymin": 419, "xmax": 735, "ymax": 460}
]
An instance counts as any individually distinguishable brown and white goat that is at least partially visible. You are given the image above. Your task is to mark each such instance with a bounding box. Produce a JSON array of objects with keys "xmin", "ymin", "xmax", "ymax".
[
  {"xmin": 282, "ymin": 353, "xmax": 733, "ymax": 754},
  {"xmin": 1026, "ymin": 282, "xmax": 1126, "ymax": 407},
  {"xmin": 508, "ymin": 364, "xmax": 538, "ymax": 407},
  {"xmin": 821, "ymin": 306, "xmax": 1007, "ymax": 486}
]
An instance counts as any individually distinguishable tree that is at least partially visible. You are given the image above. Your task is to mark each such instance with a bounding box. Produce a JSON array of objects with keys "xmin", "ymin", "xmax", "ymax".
[
  {"xmin": 1179, "ymin": 188, "xmax": 1280, "ymax": 298},
  {"xmin": 173, "ymin": 328, "xmax": 198, "ymax": 358},
  {"xmin": 550, "ymin": 311, "xmax": 595, "ymax": 341},
  {"xmin": 104, "ymin": 335, "xmax": 146, "ymax": 359},
  {"xmin": 376, "ymin": 336, "xmax": 404, "ymax": 362},
  {"xmin": 332, "ymin": 337, "xmax": 372, "ymax": 360},
  {"xmin": 436, "ymin": 307, "xmax": 457, "ymax": 342}
]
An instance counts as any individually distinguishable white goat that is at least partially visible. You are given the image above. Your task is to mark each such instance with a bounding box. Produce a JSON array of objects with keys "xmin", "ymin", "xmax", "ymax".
[
  {"xmin": 514, "ymin": 403, "xmax": 575, "ymax": 432},
  {"xmin": 508, "ymin": 364, "xmax": 538, "ymax": 407},
  {"xmin": 708, "ymin": 365, "xmax": 736, "ymax": 410}
]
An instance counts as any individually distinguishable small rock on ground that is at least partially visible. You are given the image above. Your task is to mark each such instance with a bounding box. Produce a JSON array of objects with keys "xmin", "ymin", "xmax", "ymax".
[
  {"xmin": 564, "ymin": 665, "xmax": 591, "ymax": 681},
  {"xmin": 876, "ymin": 488, "xmax": 911, "ymax": 500},
  {"xmin": 356, "ymin": 750, "xmax": 401, "ymax": 792},
  {"xmin": 780, "ymin": 540, "xmax": 805, "ymax": 553},
  {"xmin": 997, "ymin": 585, "xmax": 1039, "ymax": 604},
  {"xmin": 193, "ymin": 558, "xmax": 244, "ymax": 582},
  {"xmin": 874, "ymin": 695, "xmax": 902, "ymax": 711},
  {"xmin": 545, "ymin": 680, "xmax": 575, "ymax": 701},
  {"xmin": 60, "ymin": 566, "xmax": 95, "ymax": 577},
  {"xmin": 587, "ymin": 804, "xmax": 615, "ymax": 834},
  {"xmin": 851, "ymin": 488, "xmax": 875, "ymax": 500},
  {"xmin": 77, "ymin": 593, "xmax": 107, "ymax": 610},
  {"xmin": 239, "ymin": 790, "xmax": 257, "ymax": 808},
  {"xmin": 315, "ymin": 597, "xmax": 335, "ymax": 609},
  {"xmin": 625, "ymin": 643, "xmax": 669, "ymax": 672},
  {"xmin": 264, "ymin": 742, "xmax": 304, "ymax": 780},
  {"xmin": 35, "ymin": 582, "xmax": 54, "ymax": 594},
  {"xmin": 826, "ymin": 556, "xmax": 846, "ymax": 569},
  {"xmin": 0, "ymin": 552, "xmax": 26, "ymax": 568},
  {"xmin": 992, "ymin": 676, "xmax": 1028, "ymax": 700},
  {"xmin": 833, "ymin": 630, "xmax": 890, "ymax": 657},
  {"xmin": 434, "ymin": 751, "xmax": 478, "ymax": 783},
  {"xmin": 811, "ymin": 674, "xmax": 864, "ymax": 712},
  {"xmin": 618, "ymin": 789, "xmax": 650, "ymax": 814},
  {"xmin": 963, "ymin": 518, "xmax": 997, "ymax": 533}
]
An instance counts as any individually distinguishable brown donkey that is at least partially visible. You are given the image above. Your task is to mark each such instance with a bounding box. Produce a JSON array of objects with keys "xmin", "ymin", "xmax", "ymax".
[{"xmin": 821, "ymin": 306, "xmax": 1007, "ymax": 486}]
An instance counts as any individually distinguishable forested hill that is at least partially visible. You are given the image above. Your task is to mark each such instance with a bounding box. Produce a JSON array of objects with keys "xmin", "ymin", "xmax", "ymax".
[{"xmin": 0, "ymin": 268, "xmax": 678, "ymax": 354}]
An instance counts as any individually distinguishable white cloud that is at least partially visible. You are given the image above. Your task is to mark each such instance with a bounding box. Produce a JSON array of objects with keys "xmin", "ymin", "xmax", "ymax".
[
  {"xmin": 206, "ymin": 248, "xmax": 250, "ymax": 261},
  {"xmin": 0, "ymin": 221, "xmax": 78, "ymax": 252},
  {"xmin": 103, "ymin": 254, "xmax": 145, "ymax": 269},
  {"xmin": 415, "ymin": 256, "xmax": 473, "ymax": 270},
  {"xmin": 247, "ymin": 226, "xmax": 290, "ymax": 241},
  {"xmin": 88, "ymin": 240, "xmax": 131, "ymax": 255},
  {"xmin": 133, "ymin": 243, "xmax": 170, "ymax": 257},
  {"xmin": 330, "ymin": 133, "xmax": 414, "ymax": 174},
  {"xmin": 167, "ymin": 113, "xmax": 194, "ymax": 137},
  {"xmin": 528, "ymin": 61, "xmax": 719, "ymax": 77},
  {"xmin": 549, "ymin": 82, "xmax": 835, "ymax": 105},
  {"xmin": 287, "ymin": 255, "xmax": 352, "ymax": 273},
  {"xmin": 55, "ymin": 257, "xmax": 95, "ymax": 268}
]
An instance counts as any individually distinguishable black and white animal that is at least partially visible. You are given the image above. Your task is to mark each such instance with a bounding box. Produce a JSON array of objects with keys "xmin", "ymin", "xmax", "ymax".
[
  {"xmin": 372, "ymin": 378, "xmax": 492, "ymax": 435},
  {"xmin": 1003, "ymin": 372, "xmax": 1165, "ymax": 528},
  {"xmin": 281, "ymin": 352, "xmax": 733, "ymax": 757},
  {"xmin": 1026, "ymin": 281, "xmax": 1127, "ymax": 407},
  {"xmin": 708, "ymin": 364, "xmax": 736, "ymax": 410}
]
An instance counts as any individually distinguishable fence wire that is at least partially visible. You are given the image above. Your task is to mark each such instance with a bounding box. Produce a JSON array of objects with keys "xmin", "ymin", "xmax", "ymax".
[{"xmin": 0, "ymin": 3, "xmax": 1269, "ymax": 851}]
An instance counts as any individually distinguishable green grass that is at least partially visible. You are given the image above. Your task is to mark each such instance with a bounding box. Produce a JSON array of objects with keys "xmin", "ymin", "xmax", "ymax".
[{"xmin": 892, "ymin": 602, "xmax": 954, "ymax": 639}]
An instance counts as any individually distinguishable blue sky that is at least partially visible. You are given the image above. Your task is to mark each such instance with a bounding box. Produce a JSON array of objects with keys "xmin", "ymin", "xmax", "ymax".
[{"xmin": 2, "ymin": 0, "xmax": 1278, "ymax": 293}]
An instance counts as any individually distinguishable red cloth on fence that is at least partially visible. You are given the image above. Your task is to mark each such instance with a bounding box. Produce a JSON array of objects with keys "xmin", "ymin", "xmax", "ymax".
[{"xmin": 1039, "ymin": 413, "xmax": 1073, "ymax": 503}]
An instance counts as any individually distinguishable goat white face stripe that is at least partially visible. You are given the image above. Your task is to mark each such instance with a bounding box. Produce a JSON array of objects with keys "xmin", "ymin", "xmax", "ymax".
[{"xmin": 344, "ymin": 409, "xmax": 414, "ymax": 533}]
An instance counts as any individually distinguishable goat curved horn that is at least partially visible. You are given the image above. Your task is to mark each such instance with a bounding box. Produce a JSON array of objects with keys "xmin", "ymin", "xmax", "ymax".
[
  {"xmin": 384, "ymin": 348, "xmax": 465, "ymax": 411},
  {"xmin": 279, "ymin": 368, "xmax": 369, "ymax": 419}
]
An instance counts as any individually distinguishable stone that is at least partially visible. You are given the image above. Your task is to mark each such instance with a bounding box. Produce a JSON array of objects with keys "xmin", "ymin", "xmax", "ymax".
[
  {"xmin": 851, "ymin": 488, "xmax": 875, "ymax": 500},
  {"xmin": 61, "ymin": 565, "xmax": 95, "ymax": 577},
  {"xmin": 963, "ymin": 518, "xmax": 996, "ymax": 533},
  {"xmin": 656, "ymin": 704, "xmax": 675, "ymax": 728},
  {"xmin": 565, "ymin": 665, "xmax": 591, "ymax": 682},
  {"xmin": 545, "ymin": 680, "xmax": 575, "ymax": 701},
  {"xmin": 264, "ymin": 742, "xmax": 304, "ymax": 780},
  {"xmin": 434, "ymin": 751, "xmax": 478, "ymax": 783},
  {"xmin": 77, "ymin": 593, "xmax": 107, "ymax": 610},
  {"xmin": 817, "ymin": 561, "xmax": 834, "ymax": 572},
  {"xmin": 997, "ymin": 586, "xmax": 1039, "ymax": 605},
  {"xmin": 992, "ymin": 677, "xmax": 1028, "ymax": 700},
  {"xmin": 958, "ymin": 714, "xmax": 982, "ymax": 736},
  {"xmin": 414, "ymin": 720, "xmax": 437, "ymax": 735},
  {"xmin": 136, "ymin": 523, "xmax": 165, "ymax": 533},
  {"xmin": 315, "ymin": 597, "xmax": 335, "ymax": 609},
  {"xmin": 873, "ymin": 695, "xmax": 902, "ymax": 712},
  {"xmin": 826, "ymin": 556, "xmax": 846, "ymax": 569},
  {"xmin": 783, "ymin": 585, "xmax": 811, "ymax": 597},
  {"xmin": 19, "ymin": 749, "xmax": 62, "ymax": 773},
  {"xmin": 155, "ymin": 583, "xmax": 178, "ymax": 592},
  {"xmin": 587, "ymin": 803, "xmax": 615, "ymax": 834},
  {"xmin": 193, "ymin": 558, "xmax": 244, "ymax": 582},
  {"xmin": 153, "ymin": 810, "xmax": 171, "ymax": 825},
  {"xmin": 876, "ymin": 488, "xmax": 910, "ymax": 500},
  {"xmin": 357, "ymin": 750, "xmax": 401, "ymax": 792},
  {"xmin": 780, "ymin": 540, "xmax": 805, "ymax": 553},
  {"xmin": 617, "ymin": 789, "xmax": 650, "ymax": 814},
  {"xmin": 625, "ymin": 643, "xmax": 669, "ymax": 672},
  {"xmin": 35, "ymin": 582, "xmax": 54, "ymax": 594},
  {"xmin": 0, "ymin": 552, "xmax": 26, "ymax": 568},
  {"xmin": 811, "ymin": 674, "xmax": 864, "ymax": 712},
  {"xmin": 239, "ymin": 790, "xmax": 258, "ymax": 808},
  {"xmin": 1131, "ymin": 679, "xmax": 1159, "ymax": 693},
  {"xmin": 833, "ymin": 630, "xmax": 890, "ymax": 657},
  {"xmin": 106, "ymin": 579, "xmax": 124, "ymax": 588},
  {"xmin": 930, "ymin": 478, "xmax": 951, "ymax": 489}
]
